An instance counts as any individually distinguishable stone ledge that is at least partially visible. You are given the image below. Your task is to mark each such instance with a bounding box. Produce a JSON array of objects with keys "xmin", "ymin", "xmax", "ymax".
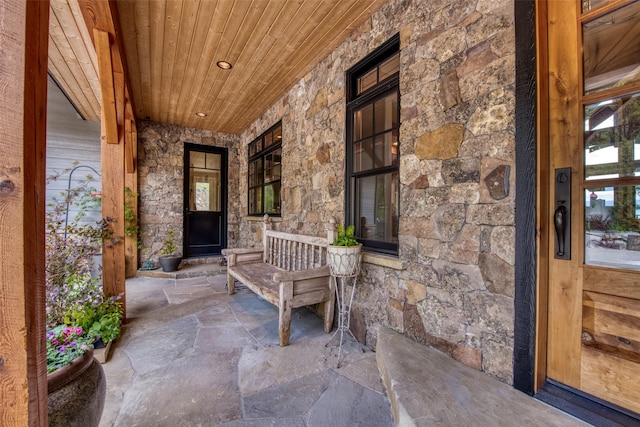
[
  {"xmin": 362, "ymin": 252, "xmax": 408, "ymax": 270},
  {"xmin": 244, "ymin": 215, "xmax": 283, "ymax": 222},
  {"xmin": 375, "ymin": 326, "xmax": 587, "ymax": 427}
]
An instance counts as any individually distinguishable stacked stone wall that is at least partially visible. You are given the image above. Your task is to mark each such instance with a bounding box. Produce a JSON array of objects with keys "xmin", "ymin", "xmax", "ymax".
[
  {"xmin": 136, "ymin": 121, "xmax": 240, "ymax": 262},
  {"xmin": 237, "ymin": 0, "xmax": 516, "ymax": 383}
]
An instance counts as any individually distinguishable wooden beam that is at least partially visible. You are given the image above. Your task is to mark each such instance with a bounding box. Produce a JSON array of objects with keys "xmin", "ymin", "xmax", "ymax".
[
  {"xmin": 0, "ymin": 0, "xmax": 49, "ymax": 425},
  {"xmin": 94, "ymin": 28, "xmax": 118, "ymax": 144}
]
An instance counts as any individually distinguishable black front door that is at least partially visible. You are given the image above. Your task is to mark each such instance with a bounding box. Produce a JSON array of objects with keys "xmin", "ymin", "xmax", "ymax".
[{"xmin": 184, "ymin": 143, "xmax": 227, "ymax": 257}]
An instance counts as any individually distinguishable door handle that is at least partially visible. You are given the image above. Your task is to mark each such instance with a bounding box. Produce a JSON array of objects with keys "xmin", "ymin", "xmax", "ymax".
[
  {"xmin": 554, "ymin": 168, "xmax": 571, "ymax": 260},
  {"xmin": 554, "ymin": 205, "xmax": 567, "ymax": 257}
]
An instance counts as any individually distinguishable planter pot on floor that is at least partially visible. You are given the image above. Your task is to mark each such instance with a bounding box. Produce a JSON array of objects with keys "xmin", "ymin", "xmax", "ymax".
[
  {"xmin": 48, "ymin": 347, "xmax": 106, "ymax": 427},
  {"xmin": 159, "ymin": 255, "xmax": 182, "ymax": 272}
]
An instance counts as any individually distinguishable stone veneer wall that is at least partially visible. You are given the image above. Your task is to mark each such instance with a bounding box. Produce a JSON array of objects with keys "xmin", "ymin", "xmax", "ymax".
[
  {"xmin": 236, "ymin": 0, "xmax": 516, "ymax": 383},
  {"xmin": 137, "ymin": 120, "xmax": 240, "ymax": 261}
]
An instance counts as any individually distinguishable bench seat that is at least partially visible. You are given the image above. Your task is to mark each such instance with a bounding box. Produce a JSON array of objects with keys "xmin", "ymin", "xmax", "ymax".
[{"xmin": 223, "ymin": 216, "xmax": 337, "ymax": 346}]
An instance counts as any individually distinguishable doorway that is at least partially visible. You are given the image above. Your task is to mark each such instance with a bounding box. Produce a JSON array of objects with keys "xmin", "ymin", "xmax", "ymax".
[
  {"xmin": 539, "ymin": 0, "xmax": 640, "ymax": 419},
  {"xmin": 184, "ymin": 143, "xmax": 227, "ymax": 257}
]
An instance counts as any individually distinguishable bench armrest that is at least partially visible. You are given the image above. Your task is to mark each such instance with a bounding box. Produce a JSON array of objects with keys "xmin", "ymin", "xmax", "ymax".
[{"xmin": 272, "ymin": 265, "xmax": 330, "ymax": 283}]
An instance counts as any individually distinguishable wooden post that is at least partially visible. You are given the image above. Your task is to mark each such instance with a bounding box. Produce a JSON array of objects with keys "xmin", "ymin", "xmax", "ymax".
[
  {"xmin": 124, "ymin": 111, "xmax": 138, "ymax": 278},
  {"xmin": 263, "ymin": 214, "xmax": 272, "ymax": 262},
  {"xmin": 0, "ymin": 0, "xmax": 49, "ymax": 424},
  {"xmin": 100, "ymin": 64, "xmax": 126, "ymax": 314}
]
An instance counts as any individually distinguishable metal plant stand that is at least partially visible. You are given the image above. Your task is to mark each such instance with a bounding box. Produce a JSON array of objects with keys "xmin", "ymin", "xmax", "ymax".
[{"xmin": 326, "ymin": 250, "xmax": 362, "ymax": 367}]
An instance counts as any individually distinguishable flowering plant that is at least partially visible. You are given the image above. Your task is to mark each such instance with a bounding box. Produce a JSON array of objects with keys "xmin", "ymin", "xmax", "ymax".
[{"xmin": 46, "ymin": 325, "xmax": 92, "ymax": 373}]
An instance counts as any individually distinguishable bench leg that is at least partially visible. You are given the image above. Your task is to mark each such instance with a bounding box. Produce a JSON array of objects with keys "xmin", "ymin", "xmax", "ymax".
[
  {"xmin": 279, "ymin": 281, "xmax": 294, "ymax": 346},
  {"xmin": 227, "ymin": 273, "xmax": 235, "ymax": 295},
  {"xmin": 323, "ymin": 276, "xmax": 336, "ymax": 333}
]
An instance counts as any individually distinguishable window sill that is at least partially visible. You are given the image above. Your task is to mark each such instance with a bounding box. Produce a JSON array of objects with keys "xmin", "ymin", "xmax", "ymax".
[
  {"xmin": 362, "ymin": 252, "xmax": 407, "ymax": 270},
  {"xmin": 244, "ymin": 215, "xmax": 282, "ymax": 222}
]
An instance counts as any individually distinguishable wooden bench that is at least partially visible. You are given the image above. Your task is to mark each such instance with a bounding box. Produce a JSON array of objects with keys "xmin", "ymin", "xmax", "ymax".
[{"xmin": 222, "ymin": 216, "xmax": 336, "ymax": 346}]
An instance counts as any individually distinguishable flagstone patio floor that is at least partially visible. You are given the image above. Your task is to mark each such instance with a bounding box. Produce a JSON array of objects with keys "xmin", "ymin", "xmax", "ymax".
[{"xmin": 97, "ymin": 264, "xmax": 590, "ymax": 427}]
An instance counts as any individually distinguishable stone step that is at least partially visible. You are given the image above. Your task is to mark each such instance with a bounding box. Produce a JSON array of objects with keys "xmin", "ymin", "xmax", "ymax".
[
  {"xmin": 137, "ymin": 257, "xmax": 226, "ymax": 280},
  {"xmin": 375, "ymin": 326, "xmax": 589, "ymax": 427}
]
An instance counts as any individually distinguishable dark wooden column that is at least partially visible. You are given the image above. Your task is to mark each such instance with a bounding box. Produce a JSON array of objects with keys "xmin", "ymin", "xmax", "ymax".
[{"xmin": 0, "ymin": 0, "xmax": 50, "ymax": 424}]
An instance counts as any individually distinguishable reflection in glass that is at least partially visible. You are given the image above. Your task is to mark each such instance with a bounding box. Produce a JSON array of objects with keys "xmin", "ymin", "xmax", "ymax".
[
  {"xmin": 353, "ymin": 104, "xmax": 374, "ymax": 140},
  {"xmin": 355, "ymin": 172, "xmax": 399, "ymax": 243},
  {"xmin": 582, "ymin": 0, "xmax": 612, "ymax": 13},
  {"xmin": 264, "ymin": 149, "xmax": 281, "ymax": 183},
  {"xmin": 374, "ymin": 92, "xmax": 398, "ymax": 134},
  {"xmin": 585, "ymin": 185, "xmax": 640, "ymax": 270},
  {"xmin": 379, "ymin": 53, "xmax": 400, "ymax": 82},
  {"xmin": 264, "ymin": 182, "xmax": 281, "ymax": 214},
  {"xmin": 358, "ymin": 69, "xmax": 378, "ymax": 94},
  {"xmin": 583, "ymin": 1, "xmax": 640, "ymax": 94},
  {"xmin": 584, "ymin": 93, "xmax": 640, "ymax": 180},
  {"xmin": 354, "ymin": 139, "xmax": 374, "ymax": 172}
]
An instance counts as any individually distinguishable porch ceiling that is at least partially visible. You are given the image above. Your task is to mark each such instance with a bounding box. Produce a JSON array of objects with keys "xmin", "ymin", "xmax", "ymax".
[{"xmin": 48, "ymin": 0, "xmax": 387, "ymax": 134}]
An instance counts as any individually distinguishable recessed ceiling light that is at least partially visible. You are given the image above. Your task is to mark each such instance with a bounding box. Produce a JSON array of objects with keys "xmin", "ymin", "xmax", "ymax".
[
  {"xmin": 216, "ymin": 61, "xmax": 233, "ymax": 70},
  {"xmin": 195, "ymin": 112, "xmax": 207, "ymax": 117}
]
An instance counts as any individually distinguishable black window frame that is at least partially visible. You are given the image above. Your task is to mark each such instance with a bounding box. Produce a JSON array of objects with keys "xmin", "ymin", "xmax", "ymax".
[
  {"xmin": 346, "ymin": 34, "xmax": 400, "ymax": 255},
  {"xmin": 248, "ymin": 121, "xmax": 282, "ymax": 216}
]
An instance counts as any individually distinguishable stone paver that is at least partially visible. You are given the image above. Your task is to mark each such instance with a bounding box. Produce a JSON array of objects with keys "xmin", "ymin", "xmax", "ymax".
[{"xmin": 100, "ymin": 271, "xmax": 391, "ymax": 427}]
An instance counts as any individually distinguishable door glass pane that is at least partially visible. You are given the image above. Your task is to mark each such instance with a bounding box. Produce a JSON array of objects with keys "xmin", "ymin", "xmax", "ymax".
[
  {"xmin": 583, "ymin": 2, "xmax": 640, "ymax": 94},
  {"xmin": 189, "ymin": 170, "xmax": 220, "ymax": 212},
  {"xmin": 190, "ymin": 152, "xmax": 205, "ymax": 168},
  {"xmin": 355, "ymin": 172, "xmax": 399, "ymax": 243},
  {"xmin": 584, "ymin": 93, "xmax": 640, "ymax": 180},
  {"xmin": 585, "ymin": 185, "xmax": 640, "ymax": 270},
  {"xmin": 206, "ymin": 153, "xmax": 221, "ymax": 169}
]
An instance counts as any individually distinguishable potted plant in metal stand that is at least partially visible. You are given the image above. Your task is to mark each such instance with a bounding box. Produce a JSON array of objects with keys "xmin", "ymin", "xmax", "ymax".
[
  {"xmin": 327, "ymin": 224, "xmax": 362, "ymax": 276},
  {"xmin": 158, "ymin": 230, "xmax": 182, "ymax": 272}
]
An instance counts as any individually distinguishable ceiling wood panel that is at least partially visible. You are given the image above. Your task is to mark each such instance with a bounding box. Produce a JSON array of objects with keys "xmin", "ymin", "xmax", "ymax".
[
  {"xmin": 49, "ymin": 0, "xmax": 101, "ymax": 121},
  {"xmin": 48, "ymin": 0, "xmax": 388, "ymax": 134}
]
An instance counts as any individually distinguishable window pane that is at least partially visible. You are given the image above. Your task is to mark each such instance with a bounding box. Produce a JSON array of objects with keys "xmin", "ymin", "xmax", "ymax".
[
  {"xmin": 265, "ymin": 149, "xmax": 282, "ymax": 183},
  {"xmin": 205, "ymin": 153, "xmax": 221, "ymax": 170},
  {"xmin": 249, "ymin": 188, "xmax": 262, "ymax": 214},
  {"xmin": 249, "ymin": 140, "xmax": 262, "ymax": 157},
  {"xmin": 584, "ymin": 93, "xmax": 640, "ymax": 180},
  {"xmin": 355, "ymin": 172, "xmax": 399, "ymax": 243},
  {"xmin": 353, "ymin": 104, "xmax": 374, "ymax": 140},
  {"xmin": 585, "ymin": 185, "xmax": 640, "ymax": 270},
  {"xmin": 264, "ymin": 182, "xmax": 281, "ymax": 214},
  {"xmin": 190, "ymin": 152, "xmax": 205, "ymax": 168},
  {"xmin": 379, "ymin": 53, "xmax": 400, "ymax": 82},
  {"xmin": 374, "ymin": 131, "xmax": 399, "ymax": 168},
  {"xmin": 354, "ymin": 138, "xmax": 374, "ymax": 172},
  {"xmin": 273, "ymin": 124, "xmax": 282, "ymax": 142},
  {"xmin": 374, "ymin": 92, "xmax": 398, "ymax": 134},
  {"xmin": 358, "ymin": 69, "xmax": 377, "ymax": 94},
  {"xmin": 582, "ymin": 0, "xmax": 612, "ymax": 12},
  {"xmin": 583, "ymin": 2, "xmax": 640, "ymax": 94}
]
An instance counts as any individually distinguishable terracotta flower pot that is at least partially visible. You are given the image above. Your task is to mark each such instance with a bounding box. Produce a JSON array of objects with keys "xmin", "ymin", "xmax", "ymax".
[{"xmin": 48, "ymin": 347, "xmax": 106, "ymax": 427}]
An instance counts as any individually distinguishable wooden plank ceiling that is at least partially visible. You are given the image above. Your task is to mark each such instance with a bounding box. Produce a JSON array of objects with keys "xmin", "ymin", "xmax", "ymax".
[{"xmin": 47, "ymin": 0, "xmax": 387, "ymax": 134}]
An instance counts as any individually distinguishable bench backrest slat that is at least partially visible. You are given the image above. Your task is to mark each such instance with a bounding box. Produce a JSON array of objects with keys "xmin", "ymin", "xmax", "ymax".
[{"xmin": 264, "ymin": 229, "xmax": 329, "ymax": 271}]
